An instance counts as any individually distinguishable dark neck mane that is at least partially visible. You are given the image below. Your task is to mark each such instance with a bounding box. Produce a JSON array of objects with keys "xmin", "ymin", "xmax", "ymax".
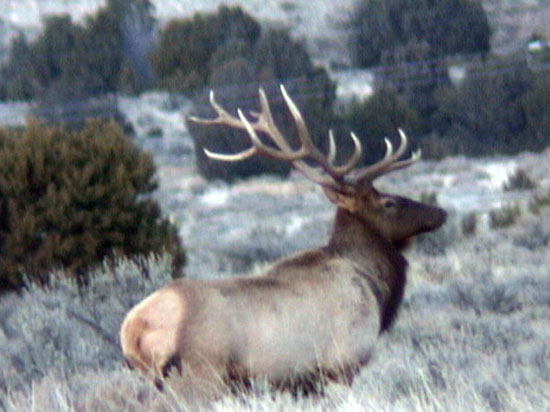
[{"xmin": 327, "ymin": 208, "xmax": 408, "ymax": 331}]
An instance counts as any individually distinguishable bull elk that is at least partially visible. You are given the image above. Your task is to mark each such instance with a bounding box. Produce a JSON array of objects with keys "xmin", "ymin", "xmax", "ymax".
[{"xmin": 120, "ymin": 85, "xmax": 447, "ymax": 394}]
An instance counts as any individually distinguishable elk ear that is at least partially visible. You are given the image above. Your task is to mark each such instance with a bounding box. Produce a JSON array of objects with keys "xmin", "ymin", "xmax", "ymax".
[{"xmin": 322, "ymin": 187, "xmax": 362, "ymax": 212}]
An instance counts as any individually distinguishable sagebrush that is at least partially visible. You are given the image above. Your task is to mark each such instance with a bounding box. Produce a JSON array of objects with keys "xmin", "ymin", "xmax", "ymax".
[{"xmin": 0, "ymin": 120, "xmax": 184, "ymax": 290}]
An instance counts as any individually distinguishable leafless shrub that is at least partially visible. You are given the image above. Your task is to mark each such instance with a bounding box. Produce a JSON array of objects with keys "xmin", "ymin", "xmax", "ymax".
[
  {"xmin": 503, "ymin": 169, "xmax": 537, "ymax": 192},
  {"xmin": 489, "ymin": 204, "xmax": 521, "ymax": 229},
  {"xmin": 0, "ymin": 254, "xmax": 174, "ymax": 397},
  {"xmin": 460, "ymin": 212, "xmax": 478, "ymax": 236},
  {"xmin": 447, "ymin": 270, "xmax": 522, "ymax": 315},
  {"xmin": 528, "ymin": 191, "xmax": 550, "ymax": 214}
]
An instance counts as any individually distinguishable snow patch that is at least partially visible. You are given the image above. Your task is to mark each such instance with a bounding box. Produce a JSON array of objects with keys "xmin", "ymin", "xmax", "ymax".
[
  {"xmin": 439, "ymin": 190, "xmax": 504, "ymax": 214},
  {"xmin": 333, "ymin": 69, "xmax": 374, "ymax": 102},
  {"xmin": 285, "ymin": 215, "xmax": 306, "ymax": 236},
  {"xmin": 199, "ymin": 186, "xmax": 230, "ymax": 208},
  {"xmin": 478, "ymin": 161, "xmax": 517, "ymax": 190},
  {"xmin": 0, "ymin": 101, "xmax": 29, "ymax": 126},
  {"xmin": 442, "ymin": 175, "xmax": 456, "ymax": 188}
]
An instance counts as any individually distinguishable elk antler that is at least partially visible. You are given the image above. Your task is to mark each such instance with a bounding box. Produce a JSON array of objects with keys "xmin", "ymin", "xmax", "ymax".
[
  {"xmin": 351, "ymin": 129, "xmax": 421, "ymax": 186},
  {"xmin": 189, "ymin": 85, "xmax": 420, "ymax": 191}
]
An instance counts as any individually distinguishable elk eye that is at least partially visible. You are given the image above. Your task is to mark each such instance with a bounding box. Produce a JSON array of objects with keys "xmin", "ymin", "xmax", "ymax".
[{"xmin": 383, "ymin": 199, "xmax": 397, "ymax": 209}]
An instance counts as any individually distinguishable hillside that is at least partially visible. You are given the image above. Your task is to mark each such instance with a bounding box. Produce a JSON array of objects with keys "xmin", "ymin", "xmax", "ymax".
[
  {"xmin": 0, "ymin": 1, "xmax": 549, "ymax": 411},
  {"xmin": 1, "ymin": 0, "xmax": 550, "ymax": 65}
]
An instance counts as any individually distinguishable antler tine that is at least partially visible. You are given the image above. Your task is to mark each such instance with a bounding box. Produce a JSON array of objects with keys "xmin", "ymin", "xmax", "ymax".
[
  {"xmin": 327, "ymin": 130, "xmax": 337, "ymax": 164},
  {"xmin": 336, "ymin": 132, "xmax": 363, "ymax": 175},
  {"xmin": 203, "ymin": 145, "xmax": 258, "ymax": 162},
  {"xmin": 279, "ymin": 85, "xmax": 316, "ymax": 155},
  {"xmin": 353, "ymin": 128, "xmax": 420, "ymax": 185},
  {"xmin": 188, "ymin": 90, "xmax": 239, "ymax": 128},
  {"xmin": 279, "ymin": 85, "xmax": 363, "ymax": 179}
]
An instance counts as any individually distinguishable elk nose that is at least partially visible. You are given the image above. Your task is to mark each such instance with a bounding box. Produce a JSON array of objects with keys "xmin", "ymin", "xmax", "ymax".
[
  {"xmin": 429, "ymin": 207, "xmax": 447, "ymax": 228},
  {"xmin": 420, "ymin": 206, "xmax": 447, "ymax": 231}
]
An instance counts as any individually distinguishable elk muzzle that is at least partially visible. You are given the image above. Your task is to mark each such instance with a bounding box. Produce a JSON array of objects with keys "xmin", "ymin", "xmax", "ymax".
[{"xmin": 378, "ymin": 195, "xmax": 447, "ymax": 244}]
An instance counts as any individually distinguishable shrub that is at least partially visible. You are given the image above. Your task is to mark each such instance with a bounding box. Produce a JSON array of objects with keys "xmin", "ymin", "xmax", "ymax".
[
  {"xmin": 376, "ymin": 39, "xmax": 450, "ymax": 122},
  {"xmin": 348, "ymin": 0, "xmax": 396, "ymax": 68},
  {"xmin": 0, "ymin": 254, "xmax": 175, "ymax": 396},
  {"xmin": 528, "ymin": 191, "xmax": 550, "ymax": 215},
  {"xmin": 348, "ymin": 0, "xmax": 491, "ymax": 68},
  {"xmin": 431, "ymin": 56, "xmax": 550, "ymax": 156},
  {"xmin": 520, "ymin": 73, "xmax": 550, "ymax": 151},
  {"xmin": 447, "ymin": 270, "xmax": 522, "ymax": 315},
  {"xmin": 252, "ymin": 28, "xmax": 314, "ymax": 81},
  {"xmin": 0, "ymin": 16, "xmax": 83, "ymax": 101},
  {"xmin": 0, "ymin": 0, "xmax": 155, "ymax": 102},
  {"xmin": 151, "ymin": 5, "xmax": 261, "ymax": 94},
  {"xmin": 512, "ymin": 219, "xmax": 550, "ymax": 251},
  {"xmin": 460, "ymin": 212, "xmax": 477, "ymax": 236},
  {"xmin": 433, "ymin": 57, "xmax": 531, "ymax": 156},
  {"xmin": 0, "ymin": 120, "xmax": 185, "ymax": 291},
  {"xmin": 186, "ymin": 21, "xmax": 336, "ymax": 180},
  {"xmin": 418, "ymin": 133, "xmax": 465, "ymax": 159},
  {"xmin": 337, "ymin": 90, "xmax": 421, "ymax": 165},
  {"xmin": 489, "ymin": 204, "xmax": 521, "ymax": 229},
  {"xmin": 502, "ymin": 168, "xmax": 537, "ymax": 192},
  {"xmin": 0, "ymin": 0, "xmax": 155, "ymax": 126}
]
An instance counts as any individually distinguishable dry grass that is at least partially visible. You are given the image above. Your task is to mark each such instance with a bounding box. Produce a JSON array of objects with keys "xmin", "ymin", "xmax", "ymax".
[
  {"xmin": 2, "ymin": 220, "xmax": 549, "ymax": 411},
  {"xmin": 2, "ymin": 151, "xmax": 550, "ymax": 411}
]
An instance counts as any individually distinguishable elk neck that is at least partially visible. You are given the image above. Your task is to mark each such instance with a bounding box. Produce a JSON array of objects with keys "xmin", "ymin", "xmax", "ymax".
[{"xmin": 327, "ymin": 208, "xmax": 407, "ymax": 331}]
